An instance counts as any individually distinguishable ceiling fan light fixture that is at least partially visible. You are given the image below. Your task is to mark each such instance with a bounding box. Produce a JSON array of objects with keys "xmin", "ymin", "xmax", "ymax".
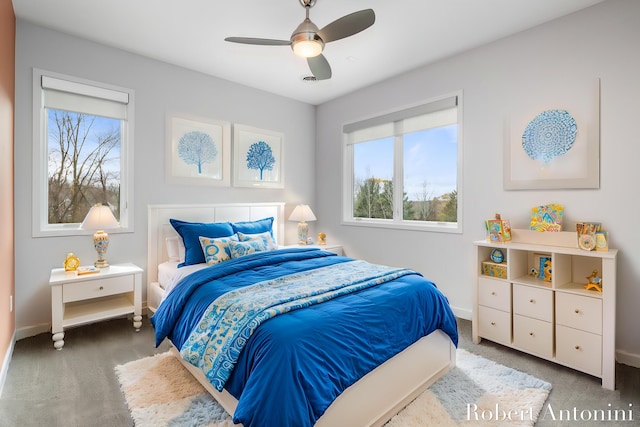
[
  {"xmin": 292, "ymin": 39, "xmax": 323, "ymax": 57},
  {"xmin": 291, "ymin": 32, "xmax": 324, "ymax": 58}
]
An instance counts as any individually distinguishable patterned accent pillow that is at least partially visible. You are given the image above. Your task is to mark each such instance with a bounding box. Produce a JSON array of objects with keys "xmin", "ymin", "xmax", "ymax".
[
  {"xmin": 237, "ymin": 231, "xmax": 277, "ymax": 250},
  {"xmin": 228, "ymin": 239, "xmax": 268, "ymax": 259},
  {"xmin": 199, "ymin": 235, "xmax": 238, "ymax": 265}
]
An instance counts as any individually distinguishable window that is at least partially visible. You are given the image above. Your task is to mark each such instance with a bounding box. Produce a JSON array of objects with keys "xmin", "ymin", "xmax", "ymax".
[
  {"xmin": 342, "ymin": 92, "xmax": 462, "ymax": 233},
  {"xmin": 33, "ymin": 69, "xmax": 135, "ymax": 237}
]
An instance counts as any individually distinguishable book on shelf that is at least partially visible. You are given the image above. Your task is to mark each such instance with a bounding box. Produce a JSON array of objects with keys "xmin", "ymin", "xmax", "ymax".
[{"xmin": 77, "ymin": 266, "xmax": 99, "ymax": 275}]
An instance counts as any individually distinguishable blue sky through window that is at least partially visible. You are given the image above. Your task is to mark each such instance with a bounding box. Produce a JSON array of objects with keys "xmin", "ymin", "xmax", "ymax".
[{"xmin": 354, "ymin": 124, "xmax": 457, "ymax": 200}]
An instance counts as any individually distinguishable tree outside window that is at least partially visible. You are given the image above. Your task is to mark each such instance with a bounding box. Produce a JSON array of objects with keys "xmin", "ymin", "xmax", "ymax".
[
  {"xmin": 344, "ymin": 94, "xmax": 461, "ymax": 232},
  {"xmin": 47, "ymin": 110, "xmax": 122, "ymax": 224}
]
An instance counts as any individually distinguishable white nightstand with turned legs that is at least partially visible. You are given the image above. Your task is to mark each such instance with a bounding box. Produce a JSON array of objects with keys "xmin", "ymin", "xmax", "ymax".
[{"xmin": 49, "ymin": 263, "xmax": 143, "ymax": 349}]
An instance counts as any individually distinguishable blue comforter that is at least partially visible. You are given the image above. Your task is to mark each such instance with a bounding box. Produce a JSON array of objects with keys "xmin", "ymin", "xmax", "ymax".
[{"xmin": 151, "ymin": 247, "xmax": 458, "ymax": 427}]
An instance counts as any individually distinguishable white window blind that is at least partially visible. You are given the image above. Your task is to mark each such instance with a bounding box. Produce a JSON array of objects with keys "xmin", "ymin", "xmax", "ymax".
[{"xmin": 41, "ymin": 75, "xmax": 129, "ymax": 120}]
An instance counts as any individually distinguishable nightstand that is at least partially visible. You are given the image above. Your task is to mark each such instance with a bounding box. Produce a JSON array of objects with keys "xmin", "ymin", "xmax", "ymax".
[
  {"xmin": 283, "ymin": 244, "xmax": 344, "ymax": 256},
  {"xmin": 49, "ymin": 263, "xmax": 143, "ymax": 349}
]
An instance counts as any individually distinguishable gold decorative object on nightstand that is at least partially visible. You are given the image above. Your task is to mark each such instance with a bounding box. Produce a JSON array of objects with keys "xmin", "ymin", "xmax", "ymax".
[
  {"xmin": 63, "ymin": 253, "xmax": 80, "ymax": 272},
  {"xmin": 317, "ymin": 232, "xmax": 327, "ymax": 245}
]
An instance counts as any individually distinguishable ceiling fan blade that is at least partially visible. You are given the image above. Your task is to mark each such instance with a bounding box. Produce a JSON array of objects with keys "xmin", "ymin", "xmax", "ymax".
[
  {"xmin": 317, "ymin": 9, "xmax": 375, "ymax": 43},
  {"xmin": 224, "ymin": 37, "xmax": 291, "ymax": 46},
  {"xmin": 307, "ymin": 54, "xmax": 332, "ymax": 80}
]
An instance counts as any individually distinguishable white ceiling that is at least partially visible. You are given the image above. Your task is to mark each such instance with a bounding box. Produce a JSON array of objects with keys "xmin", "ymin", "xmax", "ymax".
[{"xmin": 12, "ymin": 0, "xmax": 605, "ymax": 105}]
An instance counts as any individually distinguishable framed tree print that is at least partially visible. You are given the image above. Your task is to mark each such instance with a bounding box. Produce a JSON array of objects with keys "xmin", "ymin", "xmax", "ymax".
[
  {"xmin": 167, "ymin": 114, "xmax": 231, "ymax": 186},
  {"xmin": 233, "ymin": 124, "xmax": 284, "ymax": 188}
]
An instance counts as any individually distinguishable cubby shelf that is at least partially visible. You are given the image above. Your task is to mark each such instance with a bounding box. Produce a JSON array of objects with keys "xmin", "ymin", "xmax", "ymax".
[{"xmin": 472, "ymin": 229, "xmax": 618, "ymax": 390}]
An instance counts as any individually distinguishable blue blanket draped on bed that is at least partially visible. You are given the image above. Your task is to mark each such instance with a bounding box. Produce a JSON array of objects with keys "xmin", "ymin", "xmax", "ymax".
[
  {"xmin": 181, "ymin": 259, "xmax": 417, "ymax": 392},
  {"xmin": 151, "ymin": 248, "xmax": 458, "ymax": 427}
]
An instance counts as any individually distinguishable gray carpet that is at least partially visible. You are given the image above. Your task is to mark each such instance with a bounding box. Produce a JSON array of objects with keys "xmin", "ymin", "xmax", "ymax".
[{"xmin": 1, "ymin": 316, "xmax": 638, "ymax": 426}]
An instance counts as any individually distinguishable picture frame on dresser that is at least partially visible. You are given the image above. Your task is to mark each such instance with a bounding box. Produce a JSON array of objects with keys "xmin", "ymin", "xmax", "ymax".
[
  {"xmin": 166, "ymin": 114, "xmax": 231, "ymax": 186},
  {"xmin": 233, "ymin": 124, "xmax": 284, "ymax": 188}
]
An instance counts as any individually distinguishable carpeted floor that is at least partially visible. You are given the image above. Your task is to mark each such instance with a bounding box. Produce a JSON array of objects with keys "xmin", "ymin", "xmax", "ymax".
[
  {"xmin": 2, "ymin": 317, "xmax": 639, "ymax": 426},
  {"xmin": 115, "ymin": 348, "xmax": 552, "ymax": 426}
]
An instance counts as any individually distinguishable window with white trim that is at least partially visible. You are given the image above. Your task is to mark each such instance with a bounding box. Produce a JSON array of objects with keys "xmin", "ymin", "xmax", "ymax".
[
  {"xmin": 342, "ymin": 92, "xmax": 462, "ymax": 233},
  {"xmin": 33, "ymin": 69, "xmax": 134, "ymax": 237}
]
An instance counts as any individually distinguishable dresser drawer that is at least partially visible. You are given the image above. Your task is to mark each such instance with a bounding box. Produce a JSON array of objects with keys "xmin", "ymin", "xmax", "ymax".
[
  {"xmin": 513, "ymin": 284, "xmax": 553, "ymax": 321},
  {"xmin": 513, "ymin": 314, "xmax": 553, "ymax": 358},
  {"xmin": 556, "ymin": 293, "xmax": 602, "ymax": 335},
  {"xmin": 478, "ymin": 305, "xmax": 511, "ymax": 346},
  {"xmin": 478, "ymin": 277, "xmax": 511, "ymax": 312},
  {"xmin": 556, "ymin": 325, "xmax": 602, "ymax": 376},
  {"xmin": 63, "ymin": 275, "xmax": 134, "ymax": 303}
]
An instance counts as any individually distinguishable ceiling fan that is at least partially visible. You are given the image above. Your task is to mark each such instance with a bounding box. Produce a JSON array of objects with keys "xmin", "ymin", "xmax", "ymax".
[{"xmin": 224, "ymin": 0, "xmax": 375, "ymax": 80}]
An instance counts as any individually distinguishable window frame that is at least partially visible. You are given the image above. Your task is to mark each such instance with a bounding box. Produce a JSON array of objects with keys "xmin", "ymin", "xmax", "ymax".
[
  {"xmin": 32, "ymin": 68, "xmax": 135, "ymax": 237},
  {"xmin": 342, "ymin": 91, "xmax": 463, "ymax": 234}
]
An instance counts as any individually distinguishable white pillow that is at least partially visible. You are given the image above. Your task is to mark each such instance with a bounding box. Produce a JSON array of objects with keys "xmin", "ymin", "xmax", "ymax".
[{"xmin": 165, "ymin": 236, "xmax": 184, "ymax": 262}]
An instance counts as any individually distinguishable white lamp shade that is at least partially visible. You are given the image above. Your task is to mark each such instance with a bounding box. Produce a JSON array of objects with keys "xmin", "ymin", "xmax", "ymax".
[
  {"xmin": 80, "ymin": 204, "xmax": 120, "ymax": 230},
  {"xmin": 288, "ymin": 205, "xmax": 316, "ymax": 222}
]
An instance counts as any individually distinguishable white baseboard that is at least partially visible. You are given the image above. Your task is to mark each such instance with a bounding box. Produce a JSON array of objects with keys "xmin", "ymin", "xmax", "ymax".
[
  {"xmin": 451, "ymin": 306, "xmax": 471, "ymax": 321},
  {"xmin": 616, "ymin": 349, "xmax": 640, "ymax": 369},
  {"xmin": 0, "ymin": 332, "xmax": 16, "ymax": 398},
  {"xmin": 15, "ymin": 323, "xmax": 50, "ymax": 341}
]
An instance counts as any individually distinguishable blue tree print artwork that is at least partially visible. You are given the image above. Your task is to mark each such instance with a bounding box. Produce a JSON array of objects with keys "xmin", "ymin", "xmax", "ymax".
[
  {"xmin": 178, "ymin": 131, "xmax": 217, "ymax": 174},
  {"xmin": 246, "ymin": 140, "xmax": 275, "ymax": 180}
]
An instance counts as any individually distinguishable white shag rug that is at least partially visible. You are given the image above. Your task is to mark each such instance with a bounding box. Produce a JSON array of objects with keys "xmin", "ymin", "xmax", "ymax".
[{"xmin": 115, "ymin": 349, "xmax": 551, "ymax": 427}]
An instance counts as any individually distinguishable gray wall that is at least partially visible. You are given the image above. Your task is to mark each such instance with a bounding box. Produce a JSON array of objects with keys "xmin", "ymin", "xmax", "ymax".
[
  {"xmin": 14, "ymin": 21, "xmax": 316, "ymax": 336},
  {"xmin": 316, "ymin": 0, "xmax": 640, "ymax": 364}
]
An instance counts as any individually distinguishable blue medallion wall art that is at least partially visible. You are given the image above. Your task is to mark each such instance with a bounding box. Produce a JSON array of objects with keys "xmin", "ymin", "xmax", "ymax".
[{"xmin": 521, "ymin": 109, "xmax": 578, "ymax": 164}]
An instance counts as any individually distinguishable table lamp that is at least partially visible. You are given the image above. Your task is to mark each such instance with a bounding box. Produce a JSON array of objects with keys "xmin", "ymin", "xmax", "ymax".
[
  {"xmin": 288, "ymin": 204, "xmax": 316, "ymax": 245},
  {"xmin": 80, "ymin": 204, "xmax": 120, "ymax": 268}
]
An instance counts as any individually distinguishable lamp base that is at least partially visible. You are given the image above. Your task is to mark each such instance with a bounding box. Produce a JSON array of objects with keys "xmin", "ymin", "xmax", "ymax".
[
  {"xmin": 297, "ymin": 221, "xmax": 309, "ymax": 245},
  {"xmin": 94, "ymin": 259, "xmax": 110, "ymax": 268},
  {"xmin": 93, "ymin": 230, "xmax": 110, "ymax": 269}
]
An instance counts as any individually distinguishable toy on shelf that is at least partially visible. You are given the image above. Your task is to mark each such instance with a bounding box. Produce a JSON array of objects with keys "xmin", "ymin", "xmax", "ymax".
[
  {"xmin": 585, "ymin": 269, "xmax": 602, "ymax": 292},
  {"xmin": 530, "ymin": 204, "xmax": 564, "ymax": 232},
  {"xmin": 486, "ymin": 213, "xmax": 511, "ymax": 243}
]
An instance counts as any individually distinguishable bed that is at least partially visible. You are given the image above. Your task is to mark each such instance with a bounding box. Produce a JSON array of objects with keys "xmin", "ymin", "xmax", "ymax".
[{"xmin": 147, "ymin": 203, "xmax": 458, "ymax": 427}]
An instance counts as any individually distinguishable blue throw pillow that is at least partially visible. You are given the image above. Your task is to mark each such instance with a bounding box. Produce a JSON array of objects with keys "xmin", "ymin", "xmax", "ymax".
[
  {"xmin": 237, "ymin": 231, "xmax": 276, "ymax": 250},
  {"xmin": 170, "ymin": 219, "xmax": 234, "ymax": 266},
  {"xmin": 228, "ymin": 239, "xmax": 268, "ymax": 259},
  {"xmin": 231, "ymin": 217, "xmax": 275, "ymax": 241}
]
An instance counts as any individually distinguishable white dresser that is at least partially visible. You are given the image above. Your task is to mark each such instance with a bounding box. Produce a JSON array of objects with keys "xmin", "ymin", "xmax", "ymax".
[{"xmin": 473, "ymin": 229, "xmax": 617, "ymax": 390}]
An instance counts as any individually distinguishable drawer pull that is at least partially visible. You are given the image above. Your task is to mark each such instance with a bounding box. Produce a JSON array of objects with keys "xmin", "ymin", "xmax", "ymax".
[
  {"xmin": 491, "ymin": 292, "xmax": 496, "ymax": 296},
  {"xmin": 99, "ymin": 286, "xmax": 104, "ymax": 291},
  {"xmin": 529, "ymin": 299, "xmax": 535, "ymax": 303},
  {"xmin": 491, "ymin": 321, "xmax": 496, "ymax": 326},
  {"xmin": 529, "ymin": 332, "xmax": 534, "ymax": 336},
  {"xmin": 575, "ymin": 345, "xmax": 581, "ymax": 350},
  {"xmin": 574, "ymin": 309, "xmax": 580, "ymax": 314}
]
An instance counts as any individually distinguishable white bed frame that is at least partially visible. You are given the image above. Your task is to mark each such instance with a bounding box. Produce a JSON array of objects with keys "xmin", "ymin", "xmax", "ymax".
[{"xmin": 148, "ymin": 203, "xmax": 456, "ymax": 426}]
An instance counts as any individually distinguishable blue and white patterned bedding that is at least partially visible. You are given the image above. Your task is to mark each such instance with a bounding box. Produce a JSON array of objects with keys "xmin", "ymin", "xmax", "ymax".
[{"xmin": 151, "ymin": 247, "xmax": 458, "ymax": 427}]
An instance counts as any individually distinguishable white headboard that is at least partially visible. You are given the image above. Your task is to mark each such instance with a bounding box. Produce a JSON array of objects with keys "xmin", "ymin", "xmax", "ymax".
[{"xmin": 147, "ymin": 202, "xmax": 285, "ymax": 285}]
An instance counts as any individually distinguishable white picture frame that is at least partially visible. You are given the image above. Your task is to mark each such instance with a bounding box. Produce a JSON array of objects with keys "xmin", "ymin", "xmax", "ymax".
[
  {"xmin": 233, "ymin": 124, "xmax": 284, "ymax": 188},
  {"xmin": 167, "ymin": 114, "xmax": 231, "ymax": 186},
  {"xmin": 503, "ymin": 78, "xmax": 600, "ymax": 190}
]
